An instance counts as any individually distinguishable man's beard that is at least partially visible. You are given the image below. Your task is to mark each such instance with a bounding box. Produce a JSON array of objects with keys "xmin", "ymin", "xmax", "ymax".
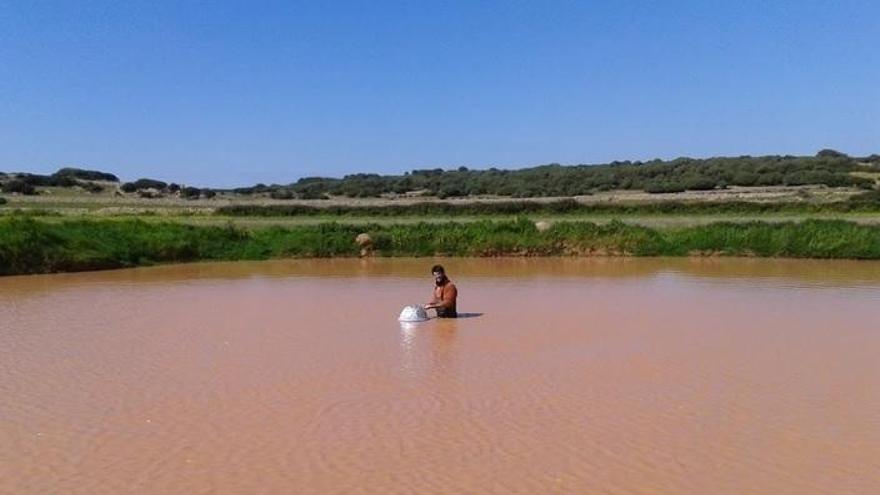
[{"xmin": 435, "ymin": 276, "xmax": 447, "ymax": 286}]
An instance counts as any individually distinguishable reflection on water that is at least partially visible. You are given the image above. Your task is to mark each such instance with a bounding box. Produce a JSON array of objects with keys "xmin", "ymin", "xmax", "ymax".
[
  {"xmin": 399, "ymin": 319, "xmax": 461, "ymax": 382},
  {"xmin": 1, "ymin": 258, "xmax": 880, "ymax": 494}
]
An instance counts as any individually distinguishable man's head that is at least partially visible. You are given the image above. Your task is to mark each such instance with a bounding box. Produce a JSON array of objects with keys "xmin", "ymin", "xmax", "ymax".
[{"xmin": 431, "ymin": 264, "xmax": 447, "ymax": 285}]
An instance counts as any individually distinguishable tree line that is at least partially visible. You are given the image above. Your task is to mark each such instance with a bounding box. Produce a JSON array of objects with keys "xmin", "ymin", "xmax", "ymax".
[
  {"xmin": 2, "ymin": 150, "xmax": 878, "ymax": 200},
  {"xmin": 0, "ymin": 167, "xmax": 119, "ymax": 195},
  {"xmin": 245, "ymin": 150, "xmax": 879, "ymax": 199}
]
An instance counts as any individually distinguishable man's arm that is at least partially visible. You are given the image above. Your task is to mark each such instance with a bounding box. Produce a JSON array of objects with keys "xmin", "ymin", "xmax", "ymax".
[{"xmin": 425, "ymin": 294, "xmax": 439, "ymax": 308}]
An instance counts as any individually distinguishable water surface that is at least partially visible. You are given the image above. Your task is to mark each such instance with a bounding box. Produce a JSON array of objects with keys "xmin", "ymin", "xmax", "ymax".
[{"xmin": 1, "ymin": 258, "xmax": 878, "ymax": 494}]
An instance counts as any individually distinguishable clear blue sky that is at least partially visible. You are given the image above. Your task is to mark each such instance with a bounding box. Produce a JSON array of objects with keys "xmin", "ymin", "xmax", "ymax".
[{"xmin": 1, "ymin": 1, "xmax": 878, "ymax": 187}]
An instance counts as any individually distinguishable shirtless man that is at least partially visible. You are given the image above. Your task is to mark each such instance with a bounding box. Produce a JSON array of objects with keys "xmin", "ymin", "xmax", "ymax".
[{"xmin": 425, "ymin": 264, "xmax": 457, "ymax": 318}]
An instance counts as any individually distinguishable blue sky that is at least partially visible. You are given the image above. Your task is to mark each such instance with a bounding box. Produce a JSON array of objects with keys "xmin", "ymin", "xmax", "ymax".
[{"xmin": 1, "ymin": 1, "xmax": 878, "ymax": 187}]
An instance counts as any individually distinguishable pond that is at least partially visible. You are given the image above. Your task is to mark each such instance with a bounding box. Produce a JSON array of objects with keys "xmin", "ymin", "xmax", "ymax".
[{"xmin": 1, "ymin": 258, "xmax": 878, "ymax": 494}]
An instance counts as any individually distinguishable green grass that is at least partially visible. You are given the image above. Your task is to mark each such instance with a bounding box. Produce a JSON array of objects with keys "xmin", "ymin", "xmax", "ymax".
[
  {"xmin": 14, "ymin": 211, "xmax": 880, "ymax": 231},
  {"xmin": 214, "ymin": 198, "xmax": 880, "ymax": 217},
  {"xmin": 3, "ymin": 217, "xmax": 880, "ymax": 276}
]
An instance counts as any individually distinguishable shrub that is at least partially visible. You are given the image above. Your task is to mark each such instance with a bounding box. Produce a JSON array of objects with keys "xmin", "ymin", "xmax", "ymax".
[
  {"xmin": 83, "ymin": 183, "xmax": 105, "ymax": 193},
  {"xmin": 645, "ymin": 182, "xmax": 686, "ymax": 194},
  {"xmin": 816, "ymin": 149, "xmax": 848, "ymax": 158},
  {"xmin": 182, "ymin": 187, "xmax": 202, "ymax": 199},
  {"xmin": 732, "ymin": 171, "xmax": 759, "ymax": 186},
  {"xmin": 850, "ymin": 176, "xmax": 876, "ymax": 190},
  {"xmin": 131, "ymin": 178, "xmax": 168, "ymax": 190},
  {"xmin": 54, "ymin": 167, "xmax": 119, "ymax": 182},
  {"xmin": 270, "ymin": 189, "xmax": 295, "ymax": 200},
  {"xmin": 850, "ymin": 190, "xmax": 880, "ymax": 203},
  {"xmin": 2, "ymin": 180, "xmax": 37, "ymax": 195},
  {"xmin": 683, "ymin": 177, "xmax": 717, "ymax": 191},
  {"xmin": 11, "ymin": 173, "xmax": 74, "ymax": 187}
]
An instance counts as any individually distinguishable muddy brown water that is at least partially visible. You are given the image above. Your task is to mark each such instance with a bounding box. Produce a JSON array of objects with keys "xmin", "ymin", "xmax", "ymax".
[{"xmin": 1, "ymin": 258, "xmax": 879, "ymax": 494}]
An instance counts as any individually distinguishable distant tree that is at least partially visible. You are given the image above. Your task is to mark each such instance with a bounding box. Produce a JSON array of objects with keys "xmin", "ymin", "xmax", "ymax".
[
  {"xmin": 15, "ymin": 173, "xmax": 72, "ymax": 187},
  {"xmin": 437, "ymin": 184, "xmax": 464, "ymax": 199},
  {"xmin": 645, "ymin": 181, "xmax": 686, "ymax": 194},
  {"xmin": 270, "ymin": 189, "xmax": 295, "ymax": 200},
  {"xmin": 54, "ymin": 167, "xmax": 119, "ymax": 182},
  {"xmin": 131, "ymin": 178, "xmax": 168, "ymax": 190},
  {"xmin": 755, "ymin": 172, "xmax": 783, "ymax": 186},
  {"xmin": 732, "ymin": 171, "xmax": 759, "ymax": 187},
  {"xmin": 182, "ymin": 187, "xmax": 201, "ymax": 199},
  {"xmin": 850, "ymin": 176, "xmax": 876, "ymax": 190},
  {"xmin": 84, "ymin": 183, "xmax": 104, "ymax": 193},
  {"xmin": 816, "ymin": 149, "xmax": 848, "ymax": 158},
  {"xmin": 2, "ymin": 180, "xmax": 37, "ymax": 195},
  {"xmin": 682, "ymin": 177, "xmax": 717, "ymax": 191}
]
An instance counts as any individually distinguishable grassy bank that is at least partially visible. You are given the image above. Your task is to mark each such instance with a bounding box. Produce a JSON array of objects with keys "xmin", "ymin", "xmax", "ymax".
[
  {"xmin": 2, "ymin": 217, "xmax": 880, "ymax": 276},
  {"xmin": 215, "ymin": 197, "xmax": 880, "ymax": 217}
]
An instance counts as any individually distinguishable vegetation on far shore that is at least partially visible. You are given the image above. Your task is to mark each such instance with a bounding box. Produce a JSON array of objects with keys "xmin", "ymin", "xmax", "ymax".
[
  {"xmin": 3, "ymin": 151, "xmax": 879, "ymax": 276},
  {"xmin": 216, "ymin": 193, "xmax": 880, "ymax": 217},
  {"xmin": 2, "ymin": 149, "xmax": 878, "ymax": 200},
  {"xmin": 3, "ymin": 217, "xmax": 880, "ymax": 276},
  {"xmin": 263, "ymin": 150, "xmax": 879, "ymax": 198}
]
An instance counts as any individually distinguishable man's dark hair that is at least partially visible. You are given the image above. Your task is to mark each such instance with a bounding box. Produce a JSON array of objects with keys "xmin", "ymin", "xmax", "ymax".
[{"xmin": 431, "ymin": 264, "xmax": 445, "ymax": 274}]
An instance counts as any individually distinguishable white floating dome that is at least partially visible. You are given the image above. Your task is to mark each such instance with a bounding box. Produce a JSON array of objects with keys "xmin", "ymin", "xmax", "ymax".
[{"xmin": 398, "ymin": 304, "xmax": 429, "ymax": 322}]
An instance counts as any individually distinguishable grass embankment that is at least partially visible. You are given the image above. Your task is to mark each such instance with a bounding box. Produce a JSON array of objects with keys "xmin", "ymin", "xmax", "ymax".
[
  {"xmin": 215, "ymin": 198, "xmax": 880, "ymax": 217},
  {"xmin": 2, "ymin": 217, "xmax": 880, "ymax": 276}
]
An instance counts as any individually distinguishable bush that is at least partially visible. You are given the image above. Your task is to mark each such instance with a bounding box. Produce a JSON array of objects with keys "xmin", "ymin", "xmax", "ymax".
[
  {"xmin": 121, "ymin": 179, "xmax": 170, "ymax": 193},
  {"xmin": 131, "ymin": 178, "xmax": 168, "ymax": 190},
  {"xmin": 83, "ymin": 183, "xmax": 105, "ymax": 193},
  {"xmin": 2, "ymin": 180, "xmax": 37, "ymax": 195},
  {"xmin": 0, "ymin": 197, "xmax": 6, "ymax": 205},
  {"xmin": 817, "ymin": 149, "xmax": 848, "ymax": 158},
  {"xmin": 850, "ymin": 190, "xmax": 880, "ymax": 203},
  {"xmin": 182, "ymin": 187, "xmax": 202, "ymax": 199},
  {"xmin": 270, "ymin": 189, "xmax": 295, "ymax": 200},
  {"xmin": 732, "ymin": 172, "xmax": 759, "ymax": 186},
  {"xmin": 12, "ymin": 173, "xmax": 75, "ymax": 187},
  {"xmin": 645, "ymin": 182, "xmax": 686, "ymax": 194},
  {"xmin": 54, "ymin": 167, "xmax": 119, "ymax": 182},
  {"xmin": 299, "ymin": 190, "xmax": 328, "ymax": 200},
  {"xmin": 683, "ymin": 177, "xmax": 717, "ymax": 191},
  {"xmin": 850, "ymin": 176, "xmax": 876, "ymax": 190}
]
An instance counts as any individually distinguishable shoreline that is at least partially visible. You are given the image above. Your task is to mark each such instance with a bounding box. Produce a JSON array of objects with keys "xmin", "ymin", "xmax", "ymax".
[{"xmin": 3, "ymin": 217, "xmax": 880, "ymax": 276}]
